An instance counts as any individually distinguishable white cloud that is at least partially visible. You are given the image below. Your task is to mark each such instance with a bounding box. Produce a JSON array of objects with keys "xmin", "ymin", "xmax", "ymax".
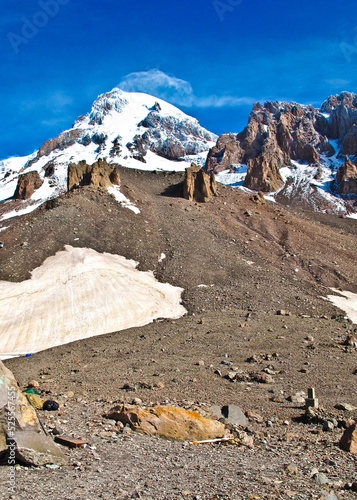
[
  {"xmin": 118, "ymin": 69, "xmax": 255, "ymax": 109},
  {"xmin": 118, "ymin": 69, "xmax": 194, "ymax": 107}
]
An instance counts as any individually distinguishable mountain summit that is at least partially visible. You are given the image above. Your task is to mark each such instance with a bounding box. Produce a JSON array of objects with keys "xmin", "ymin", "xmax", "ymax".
[{"xmin": 0, "ymin": 88, "xmax": 217, "ymax": 218}]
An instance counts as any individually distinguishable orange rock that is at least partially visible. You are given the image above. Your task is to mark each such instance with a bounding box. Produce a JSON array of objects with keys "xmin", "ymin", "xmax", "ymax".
[
  {"xmin": 339, "ymin": 423, "xmax": 357, "ymax": 453},
  {"xmin": 105, "ymin": 404, "xmax": 226, "ymax": 441}
]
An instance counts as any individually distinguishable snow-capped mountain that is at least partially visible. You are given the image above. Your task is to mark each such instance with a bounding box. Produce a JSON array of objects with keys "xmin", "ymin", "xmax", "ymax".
[{"xmin": 0, "ymin": 88, "xmax": 217, "ymax": 220}]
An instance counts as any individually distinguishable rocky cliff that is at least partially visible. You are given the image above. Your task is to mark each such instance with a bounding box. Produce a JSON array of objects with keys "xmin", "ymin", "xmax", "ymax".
[{"xmin": 205, "ymin": 92, "xmax": 357, "ymax": 205}]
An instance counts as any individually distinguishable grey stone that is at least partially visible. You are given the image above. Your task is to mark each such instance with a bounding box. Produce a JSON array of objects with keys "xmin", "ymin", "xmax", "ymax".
[
  {"xmin": 312, "ymin": 472, "xmax": 330, "ymax": 485},
  {"xmin": 211, "ymin": 405, "xmax": 248, "ymax": 428},
  {"xmin": 0, "ymin": 360, "xmax": 67, "ymax": 466},
  {"xmin": 221, "ymin": 405, "xmax": 248, "ymax": 428}
]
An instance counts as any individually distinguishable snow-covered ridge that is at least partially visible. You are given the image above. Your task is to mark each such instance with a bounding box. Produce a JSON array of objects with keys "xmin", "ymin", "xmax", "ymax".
[{"xmin": 0, "ymin": 88, "xmax": 217, "ymax": 221}]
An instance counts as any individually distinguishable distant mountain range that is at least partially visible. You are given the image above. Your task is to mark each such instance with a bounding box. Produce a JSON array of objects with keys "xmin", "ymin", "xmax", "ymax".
[{"xmin": 0, "ymin": 89, "xmax": 357, "ymax": 220}]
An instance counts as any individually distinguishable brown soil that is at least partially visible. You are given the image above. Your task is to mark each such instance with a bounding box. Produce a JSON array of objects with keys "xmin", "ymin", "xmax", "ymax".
[{"xmin": 0, "ymin": 168, "xmax": 356, "ymax": 499}]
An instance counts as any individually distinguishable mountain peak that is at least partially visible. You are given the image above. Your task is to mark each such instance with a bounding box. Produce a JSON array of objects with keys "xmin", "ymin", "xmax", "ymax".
[{"xmin": 0, "ymin": 88, "xmax": 217, "ymax": 219}]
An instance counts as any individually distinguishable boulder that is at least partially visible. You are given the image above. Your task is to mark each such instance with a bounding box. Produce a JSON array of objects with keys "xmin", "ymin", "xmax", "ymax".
[
  {"xmin": 339, "ymin": 422, "xmax": 357, "ymax": 453},
  {"xmin": 67, "ymin": 158, "xmax": 120, "ymax": 191},
  {"xmin": 104, "ymin": 404, "xmax": 226, "ymax": 441},
  {"xmin": 0, "ymin": 361, "xmax": 67, "ymax": 466},
  {"xmin": 14, "ymin": 171, "xmax": 44, "ymax": 200},
  {"xmin": 183, "ymin": 163, "xmax": 217, "ymax": 202},
  {"xmin": 211, "ymin": 405, "xmax": 248, "ymax": 427}
]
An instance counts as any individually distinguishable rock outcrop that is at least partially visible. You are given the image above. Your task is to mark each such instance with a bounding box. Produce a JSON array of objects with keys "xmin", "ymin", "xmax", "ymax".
[
  {"xmin": 205, "ymin": 100, "xmax": 330, "ymax": 192},
  {"xmin": 38, "ymin": 129, "xmax": 83, "ymax": 158},
  {"xmin": 204, "ymin": 92, "xmax": 357, "ymax": 198},
  {"xmin": 183, "ymin": 163, "xmax": 217, "ymax": 202},
  {"xmin": 67, "ymin": 158, "xmax": 120, "ymax": 191},
  {"xmin": 0, "ymin": 361, "xmax": 67, "ymax": 466},
  {"xmin": 339, "ymin": 422, "xmax": 357, "ymax": 454},
  {"xmin": 14, "ymin": 171, "xmax": 43, "ymax": 200},
  {"xmin": 336, "ymin": 156, "xmax": 357, "ymax": 195},
  {"xmin": 105, "ymin": 404, "xmax": 226, "ymax": 441}
]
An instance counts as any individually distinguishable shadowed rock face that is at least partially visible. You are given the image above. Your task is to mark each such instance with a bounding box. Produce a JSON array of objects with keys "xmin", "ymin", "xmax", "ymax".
[
  {"xmin": 14, "ymin": 171, "xmax": 43, "ymax": 200},
  {"xmin": 205, "ymin": 92, "xmax": 357, "ymax": 193},
  {"xmin": 336, "ymin": 156, "xmax": 357, "ymax": 194},
  {"xmin": 67, "ymin": 158, "xmax": 121, "ymax": 191}
]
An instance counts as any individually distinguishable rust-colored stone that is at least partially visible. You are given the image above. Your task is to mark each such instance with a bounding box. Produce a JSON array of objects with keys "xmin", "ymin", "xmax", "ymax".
[{"xmin": 105, "ymin": 404, "xmax": 226, "ymax": 441}]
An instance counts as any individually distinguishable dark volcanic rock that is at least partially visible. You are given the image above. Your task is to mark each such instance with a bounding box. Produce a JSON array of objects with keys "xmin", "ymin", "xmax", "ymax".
[
  {"xmin": 14, "ymin": 171, "xmax": 43, "ymax": 200},
  {"xmin": 67, "ymin": 158, "xmax": 120, "ymax": 191}
]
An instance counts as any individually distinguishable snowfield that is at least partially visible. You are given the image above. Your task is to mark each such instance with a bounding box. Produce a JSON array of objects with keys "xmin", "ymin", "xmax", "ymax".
[{"xmin": 0, "ymin": 246, "xmax": 187, "ymax": 358}]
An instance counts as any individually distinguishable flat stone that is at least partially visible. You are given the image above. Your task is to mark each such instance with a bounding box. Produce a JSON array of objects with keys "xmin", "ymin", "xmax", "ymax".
[{"xmin": 212, "ymin": 405, "xmax": 248, "ymax": 428}]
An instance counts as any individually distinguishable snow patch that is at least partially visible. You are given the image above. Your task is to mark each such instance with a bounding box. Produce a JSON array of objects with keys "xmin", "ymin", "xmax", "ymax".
[
  {"xmin": 327, "ymin": 289, "xmax": 357, "ymax": 324},
  {"xmin": 107, "ymin": 185, "xmax": 140, "ymax": 214},
  {"xmin": 0, "ymin": 246, "xmax": 187, "ymax": 357}
]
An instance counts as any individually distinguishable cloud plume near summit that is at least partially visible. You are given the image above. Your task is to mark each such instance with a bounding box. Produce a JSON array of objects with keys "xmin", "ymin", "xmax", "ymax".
[{"xmin": 118, "ymin": 69, "xmax": 255, "ymax": 109}]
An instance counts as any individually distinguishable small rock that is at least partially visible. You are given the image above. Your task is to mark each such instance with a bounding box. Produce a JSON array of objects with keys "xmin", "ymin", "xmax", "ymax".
[
  {"xmin": 312, "ymin": 472, "xmax": 330, "ymax": 485},
  {"xmin": 132, "ymin": 398, "xmax": 142, "ymax": 405},
  {"xmin": 27, "ymin": 380, "xmax": 40, "ymax": 389},
  {"xmin": 285, "ymin": 464, "xmax": 298, "ymax": 476},
  {"xmin": 196, "ymin": 360, "xmax": 205, "ymax": 367},
  {"xmin": 323, "ymin": 420, "xmax": 335, "ymax": 432},
  {"xmin": 246, "ymin": 411, "xmax": 263, "ymax": 423},
  {"xmin": 240, "ymin": 433, "xmax": 254, "ymax": 448},
  {"xmin": 324, "ymin": 495, "xmax": 339, "ymax": 500},
  {"xmin": 271, "ymin": 395, "xmax": 285, "ymax": 403},
  {"xmin": 154, "ymin": 381, "xmax": 165, "ymax": 389},
  {"xmin": 252, "ymin": 372, "xmax": 274, "ymax": 384},
  {"xmin": 335, "ymin": 403, "xmax": 357, "ymax": 412},
  {"xmin": 287, "ymin": 395, "xmax": 305, "ymax": 404},
  {"xmin": 276, "ymin": 310, "xmax": 290, "ymax": 316},
  {"xmin": 245, "ymin": 354, "xmax": 259, "ymax": 363}
]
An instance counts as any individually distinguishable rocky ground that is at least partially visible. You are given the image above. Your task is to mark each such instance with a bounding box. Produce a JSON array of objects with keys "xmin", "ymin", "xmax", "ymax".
[{"xmin": 0, "ymin": 168, "xmax": 356, "ymax": 499}]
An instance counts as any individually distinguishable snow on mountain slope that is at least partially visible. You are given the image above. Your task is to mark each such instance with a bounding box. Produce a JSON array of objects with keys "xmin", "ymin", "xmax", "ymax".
[{"xmin": 0, "ymin": 88, "xmax": 217, "ymax": 221}]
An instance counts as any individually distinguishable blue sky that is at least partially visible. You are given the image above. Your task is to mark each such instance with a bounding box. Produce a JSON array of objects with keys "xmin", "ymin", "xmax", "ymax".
[{"xmin": 1, "ymin": 0, "xmax": 357, "ymax": 158}]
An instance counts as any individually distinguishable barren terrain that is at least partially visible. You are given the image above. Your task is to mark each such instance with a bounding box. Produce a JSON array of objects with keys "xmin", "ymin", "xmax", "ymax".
[{"xmin": 0, "ymin": 168, "xmax": 356, "ymax": 499}]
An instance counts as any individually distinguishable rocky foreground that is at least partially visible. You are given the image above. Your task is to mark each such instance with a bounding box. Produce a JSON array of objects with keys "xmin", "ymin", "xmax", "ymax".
[{"xmin": 0, "ymin": 168, "xmax": 356, "ymax": 499}]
